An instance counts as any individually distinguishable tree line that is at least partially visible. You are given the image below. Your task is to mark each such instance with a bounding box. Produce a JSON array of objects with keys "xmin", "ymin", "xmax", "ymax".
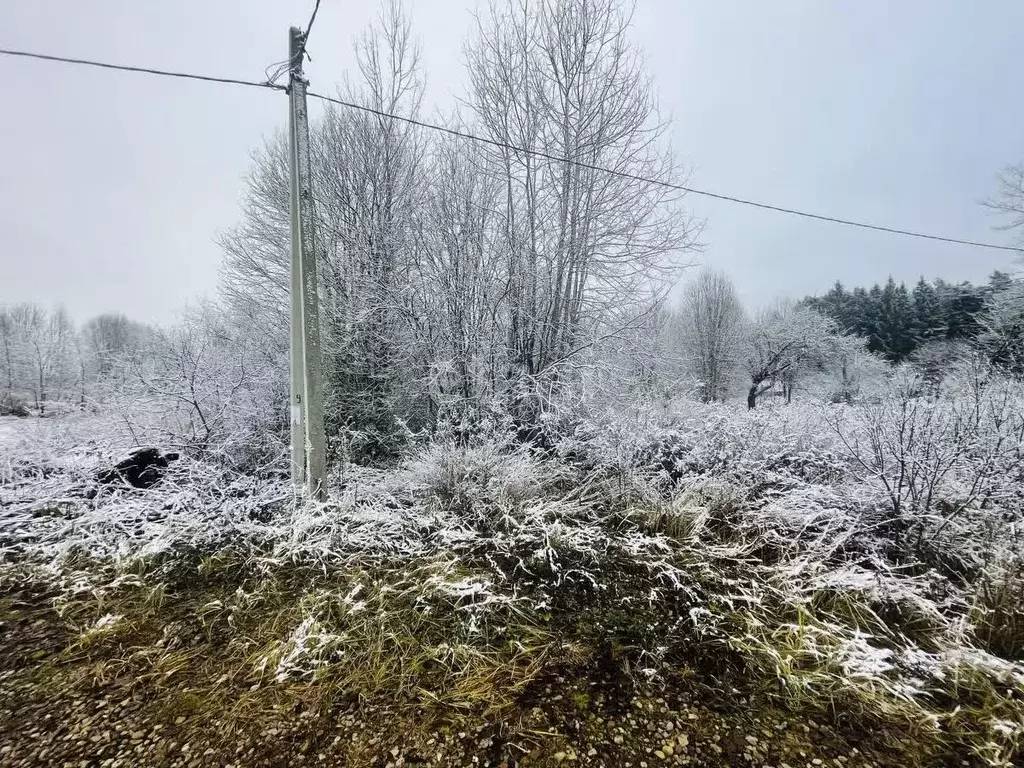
[
  {"xmin": 803, "ymin": 272, "xmax": 1015, "ymax": 364},
  {"xmin": 4, "ymin": 0, "xmax": 1024, "ymax": 467},
  {"xmin": 0, "ymin": 307, "xmax": 150, "ymax": 416}
]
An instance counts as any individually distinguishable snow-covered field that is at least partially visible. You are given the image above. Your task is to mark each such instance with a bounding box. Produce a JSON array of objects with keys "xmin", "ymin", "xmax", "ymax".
[
  {"xmin": 2, "ymin": 383, "xmax": 1024, "ymax": 765},
  {"xmin": 0, "ymin": 415, "xmax": 25, "ymax": 446}
]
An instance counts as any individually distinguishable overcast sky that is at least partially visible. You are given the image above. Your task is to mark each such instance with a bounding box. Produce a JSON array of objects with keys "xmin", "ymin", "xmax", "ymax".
[{"xmin": 1, "ymin": 1, "xmax": 1022, "ymax": 324}]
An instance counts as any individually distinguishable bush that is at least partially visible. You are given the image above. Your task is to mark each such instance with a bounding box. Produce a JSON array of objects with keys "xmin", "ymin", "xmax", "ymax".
[
  {"xmin": 0, "ymin": 392, "xmax": 30, "ymax": 417},
  {"xmin": 402, "ymin": 438, "xmax": 556, "ymax": 519}
]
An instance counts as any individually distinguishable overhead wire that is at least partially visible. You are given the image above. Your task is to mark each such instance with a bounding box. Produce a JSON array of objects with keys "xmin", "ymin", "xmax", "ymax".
[
  {"xmin": 264, "ymin": 58, "xmax": 292, "ymax": 87},
  {"xmin": 0, "ymin": 44, "xmax": 1020, "ymax": 254},
  {"xmin": 0, "ymin": 47, "xmax": 285, "ymax": 92},
  {"xmin": 304, "ymin": 90, "xmax": 1023, "ymax": 254}
]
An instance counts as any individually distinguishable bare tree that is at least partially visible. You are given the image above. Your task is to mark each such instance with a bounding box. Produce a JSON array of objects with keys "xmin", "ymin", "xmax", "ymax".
[
  {"xmin": 978, "ymin": 278, "xmax": 1024, "ymax": 377},
  {"xmin": 413, "ymin": 133, "xmax": 506, "ymax": 423},
  {"xmin": 744, "ymin": 303, "xmax": 844, "ymax": 409},
  {"xmin": 982, "ymin": 163, "xmax": 1024, "ymax": 245},
  {"xmin": 82, "ymin": 313, "xmax": 152, "ymax": 395},
  {"xmin": 674, "ymin": 269, "xmax": 745, "ymax": 402},
  {"xmin": 13, "ymin": 305, "xmax": 75, "ymax": 415},
  {"xmin": 314, "ymin": 0, "xmax": 428, "ymax": 440},
  {"xmin": 465, "ymin": 0, "xmax": 698, "ymax": 405},
  {"xmin": 220, "ymin": 0, "xmax": 428, "ymax": 454},
  {"xmin": 0, "ymin": 308, "xmax": 16, "ymax": 406},
  {"xmin": 218, "ymin": 134, "xmax": 292, "ymax": 352}
]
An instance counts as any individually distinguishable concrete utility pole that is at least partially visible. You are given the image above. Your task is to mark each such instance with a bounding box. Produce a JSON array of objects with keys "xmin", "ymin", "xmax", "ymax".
[{"xmin": 288, "ymin": 26, "xmax": 327, "ymax": 500}]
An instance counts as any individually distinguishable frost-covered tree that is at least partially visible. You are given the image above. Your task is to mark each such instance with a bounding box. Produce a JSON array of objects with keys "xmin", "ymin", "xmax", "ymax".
[
  {"xmin": 413, "ymin": 133, "xmax": 506, "ymax": 422},
  {"xmin": 674, "ymin": 269, "xmax": 745, "ymax": 402},
  {"xmin": 0, "ymin": 305, "xmax": 34, "ymax": 414},
  {"xmin": 911, "ymin": 277, "xmax": 944, "ymax": 343},
  {"xmin": 83, "ymin": 313, "xmax": 150, "ymax": 379},
  {"xmin": 876, "ymin": 277, "xmax": 915, "ymax": 362},
  {"xmin": 220, "ymin": 1, "xmax": 428, "ymax": 454},
  {"xmin": 8, "ymin": 305, "xmax": 77, "ymax": 415},
  {"xmin": 316, "ymin": 0, "xmax": 428, "ymax": 442},
  {"xmin": 464, "ymin": 0, "xmax": 697, "ymax": 403},
  {"xmin": 982, "ymin": 162, "xmax": 1024, "ymax": 246},
  {"xmin": 824, "ymin": 338, "xmax": 888, "ymax": 404},
  {"xmin": 0, "ymin": 307, "xmax": 18, "ymax": 407},
  {"xmin": 744, "ymin": 303, "xmax": 846, "ymax": 409},
  {"xmin": 979, "ymin": 278, "xmax": 1024, "ymax": 377}
]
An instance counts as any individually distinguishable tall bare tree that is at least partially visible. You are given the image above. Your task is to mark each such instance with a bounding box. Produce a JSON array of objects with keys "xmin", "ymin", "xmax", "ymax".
[
  {"xmin": 0, "ymin": 308, "xmax": 17, "ymax": 406},
  {"xmin": 314, "ymin": 0, "xmax": 427, "ymax": 438},
  {"xmin": 220, "ymin": 0, "xmax": 427, "ymax": 452},
  {"xmin": 675, "ymin": 269, "xmax": 745, "ymax": 402},
  {"xmin": 218, "ymin": 133, "xmax": 292, "ymax": 352},
  {"xmin": 13, "ymin": 305, "xmax": 76, "ymax": 415},
  {"xmin": 413, "ymin": 133, "xmax": 506, "ymax": 422},
  {"xmin": 465, "ymin": 0, "xmax": 697, "ymax": 402},
  {"xmin": 982, "ymin": 163, "xmax": 1024, "ymax": 246}
]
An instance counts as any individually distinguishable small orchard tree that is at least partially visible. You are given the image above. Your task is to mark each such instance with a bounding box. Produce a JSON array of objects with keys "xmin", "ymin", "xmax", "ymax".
[
  {"xmin": 978, "ymin": 278, "xmax": 1024, "ymax": 378},
  {"xmin": 744, "ymin": 302, "xmax": 846, "ymax": 409},
  {"xmin": 911, "ymin": 338, "xmax": 975, "ymax": 390},
  {"xmin": 827, "ymin": 338, "xmax": 888, "ymax": 404}
]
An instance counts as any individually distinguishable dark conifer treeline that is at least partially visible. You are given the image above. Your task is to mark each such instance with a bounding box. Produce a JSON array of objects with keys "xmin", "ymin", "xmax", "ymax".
[{"xmin": 804, "ymin": 272, "xmax": 1014, "ymax": 363}]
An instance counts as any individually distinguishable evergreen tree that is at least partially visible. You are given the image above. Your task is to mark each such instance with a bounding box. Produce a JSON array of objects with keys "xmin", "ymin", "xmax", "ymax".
[
  {"xmin": 944, "ymin": 282, "xmax": 985, "ymax": 340},
  {"xmin": 864, "ymin": 284, "xmax": 884, "ymax": 355},
  {"xmin": 912, "ymin": 277, "xmax": 944, "ymax": 343},
  {"xmin": 988, "ymin": 270, "xmax": 1014, "ymax": 295},
  {"xmin": 805, "ymin": 273, "xmax": 994, "ymax": 364},
  {"xmin": 876, "ymin": 277, "xmax": 915, "ymax": 362},
  {"xmin": 847, "ymin": 286, "xmax": 872, "ymax": 339}
]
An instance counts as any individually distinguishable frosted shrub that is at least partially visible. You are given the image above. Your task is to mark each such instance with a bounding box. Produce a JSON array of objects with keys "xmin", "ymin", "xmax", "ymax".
[
  {"xmin": 115, "ymin": 304, "xmax": 290, "ymax": 474},
  {"xmin": 402, "ymin": 438, "xmax": 557, "ymax": 518},
  {"xmin": 561, "ymin": 400, "xmax": 846, "ymax": 490},
  {"xmin": 825, "ymin": 363, "xmax": 1024, "ymax": 541}
]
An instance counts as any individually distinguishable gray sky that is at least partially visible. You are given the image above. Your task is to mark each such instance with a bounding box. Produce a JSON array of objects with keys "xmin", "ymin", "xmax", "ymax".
[{"xmin": 1, "ymin": 1, "xmax": 1022, "ymax": 324}]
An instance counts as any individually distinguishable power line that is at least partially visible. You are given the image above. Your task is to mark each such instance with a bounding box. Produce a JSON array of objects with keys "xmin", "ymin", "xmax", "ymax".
[
  {"xmin": 1, "ymin": 45, "xmax": 1019, "ymax": 255},
  {"xmin": 305, "ymin": 90, "xmax": 1023, "ymax": 255},
  {"xmin": 0, "ymin": 47, "xmax": 286, "ymax": 92},
  {"xmin": 265, "ymin": 58, "xmax": 292, "ymax": 87}
]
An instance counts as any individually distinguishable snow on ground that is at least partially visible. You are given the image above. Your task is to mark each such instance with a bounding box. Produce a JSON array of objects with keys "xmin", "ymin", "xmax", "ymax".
[
  {"xmin": 0, "ymin": 415, "xmax": 27, "ymax": 448},
  {"xmin": 2, "ymin": 401, "xmax": 1024, "ymax": 765}
]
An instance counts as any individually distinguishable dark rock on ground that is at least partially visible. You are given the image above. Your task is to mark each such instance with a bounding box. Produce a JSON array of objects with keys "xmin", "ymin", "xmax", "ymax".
[{"xmin": 96, "ymin": 447, "xmax": 180, "ymax": 489}]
